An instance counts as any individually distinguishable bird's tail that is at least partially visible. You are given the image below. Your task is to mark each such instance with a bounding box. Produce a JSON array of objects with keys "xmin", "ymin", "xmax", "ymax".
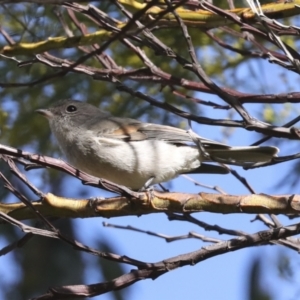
[{"xmin": 205, "ymin": 146, "xmax": 278, "ymax": 165}]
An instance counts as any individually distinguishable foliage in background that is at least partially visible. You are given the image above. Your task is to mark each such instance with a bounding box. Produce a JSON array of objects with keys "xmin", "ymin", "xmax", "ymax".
[{"xmin": 1, "ymin": 1, "xmax": 300, "ymax": 299}]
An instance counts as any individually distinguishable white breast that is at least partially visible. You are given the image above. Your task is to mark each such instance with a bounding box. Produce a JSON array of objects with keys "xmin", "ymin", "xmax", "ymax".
[{"xmin": 66, "ymin": 134, "xmax": 201, "ymax": 189}]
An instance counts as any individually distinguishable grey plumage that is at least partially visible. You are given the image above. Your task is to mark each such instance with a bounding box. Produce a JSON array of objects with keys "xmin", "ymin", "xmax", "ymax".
[{"xmin": 36, "ymin": 99, "xmax": 278, "ymax": 189}]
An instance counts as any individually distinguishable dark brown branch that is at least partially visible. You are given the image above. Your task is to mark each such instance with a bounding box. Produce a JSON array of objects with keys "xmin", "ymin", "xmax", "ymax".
[
  {"xmin": 0, "ymin": 145, "xmax": 139, "ymax": 197},
  {"xmin": 34, "ymin": 221, "xmax": 300, "ymax": 299}
]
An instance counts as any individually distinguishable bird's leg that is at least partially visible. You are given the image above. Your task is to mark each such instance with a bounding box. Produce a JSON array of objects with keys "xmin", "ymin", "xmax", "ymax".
[
  {"xmin": 139, "ymin": 176, "xmax": 155, "ymax": 192},
  {"xmin": 158, "ymin": 183, "xmax": 169, "ymax": 192}
]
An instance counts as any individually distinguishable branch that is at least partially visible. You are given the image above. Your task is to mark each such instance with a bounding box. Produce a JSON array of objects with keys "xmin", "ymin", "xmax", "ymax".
[
  {"xmin": 33, "ymin": 220, "xmax": 300, "ymax": 299},
  {"xmin": 0, "ymin": 144, "xmax": 138, "ymax": 197},
  {"xmin": 1, "ymin": 192, "xmax": 300, "ymax": 221},
  {"xmin": 1, "ymin": 143, "xmax": 300, "ymax": 220},
  {"xmin": 2, "ymin": 0, "xmax": 300, "ymax": 55}
]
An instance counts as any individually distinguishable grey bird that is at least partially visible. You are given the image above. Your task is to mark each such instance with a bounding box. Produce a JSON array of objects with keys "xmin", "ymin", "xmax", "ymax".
[{"xmin": 36, "ymin": 99, "xmax": 278, "ymax": 190}]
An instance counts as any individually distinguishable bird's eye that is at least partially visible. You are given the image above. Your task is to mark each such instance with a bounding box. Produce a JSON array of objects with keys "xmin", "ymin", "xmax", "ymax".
[{"xmin": 66, "ymin": 105, "xmax": 77, "ymax": 113}]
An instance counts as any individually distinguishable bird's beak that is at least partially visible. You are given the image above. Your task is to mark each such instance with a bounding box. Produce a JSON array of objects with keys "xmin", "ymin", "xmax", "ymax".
[{"xmin": 35, "ymin": 109, "xmax": 54, "ymax": 119}]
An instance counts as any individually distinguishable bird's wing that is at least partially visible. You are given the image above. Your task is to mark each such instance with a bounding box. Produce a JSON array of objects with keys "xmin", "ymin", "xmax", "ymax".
[
  {"xmin": 90, "ymin": 117, "xmax": 278, "ymax": 163},
  {"xmin": 94, "ymin": 117, "xmax": 230, "ymax": 149}
]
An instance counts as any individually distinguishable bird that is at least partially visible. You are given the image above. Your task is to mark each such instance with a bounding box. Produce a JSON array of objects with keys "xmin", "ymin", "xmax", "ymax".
[{"xmin": 36, "ymin": 99, "xmax": 278, "ymax": 190}]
